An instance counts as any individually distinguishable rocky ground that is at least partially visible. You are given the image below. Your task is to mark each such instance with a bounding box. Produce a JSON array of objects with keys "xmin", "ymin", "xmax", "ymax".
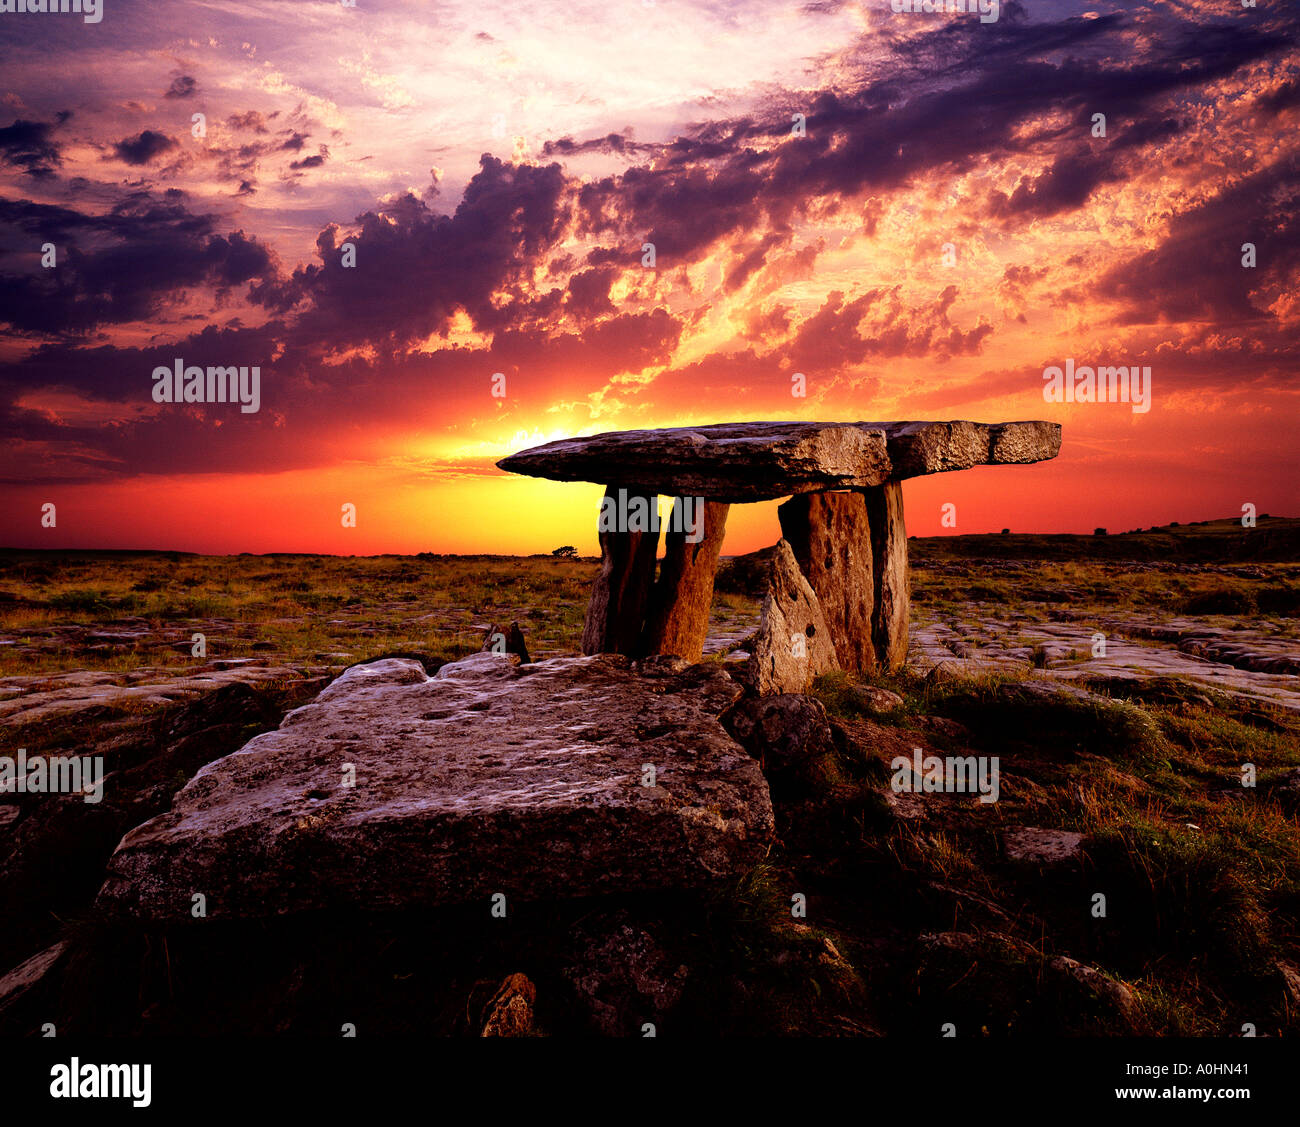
[
  {"xmin": 910, "ymin": 614, "xmax": 1300, "ymax": 711},
  {"xmin": 0, "ymin": 520, "xmax": 1297, "ymax": 1037}
]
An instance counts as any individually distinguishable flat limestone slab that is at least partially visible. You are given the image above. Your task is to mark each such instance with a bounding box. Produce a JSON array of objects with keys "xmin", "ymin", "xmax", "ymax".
[
  {"xmin": 497, "ymin": 420, "xmax": 1060, "ymax": 501},
  {"xmin": 95, "ymin": 653, "xmax": 773, "ymax": 922},
  {"xmin": 0, "ymin": 662, "xmax": 331, "ymax": 727}
]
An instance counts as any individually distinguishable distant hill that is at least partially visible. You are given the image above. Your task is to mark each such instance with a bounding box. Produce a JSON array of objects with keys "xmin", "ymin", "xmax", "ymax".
[
  {"xmin": 716, "ymin": 516, "xmax": 1299, "ymax": 594},
  {"xmin": 908, "ymin": 516, "xmax": 1300, "ymax": 565}
]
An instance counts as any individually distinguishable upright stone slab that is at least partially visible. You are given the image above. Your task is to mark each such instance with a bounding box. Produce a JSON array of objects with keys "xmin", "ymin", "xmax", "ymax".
[
  {"xmin": 745, "ymin": 539, "xmax": 840, "ymax": 695},
  {"xmin": 582, "ymin": 486, "xmax": 660, "ymax": 656},
  {"xmin": 778, "ymin": 491, "xmax": 876, "ymax": 673},
  {"xmin": 642, "ymin": 500, "xmax": 730, "ymax": 663},
  {"xmin": 863, "ymin": 482, "xmax": 908, "ymax": 671}
]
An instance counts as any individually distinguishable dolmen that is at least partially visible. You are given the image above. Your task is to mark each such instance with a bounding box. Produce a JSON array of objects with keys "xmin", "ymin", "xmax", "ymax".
[
  {"xmin": 93, "ymin": 419, "xmax": 1059, "ymax": 925},
  {"xmin": 498, "ymin": 420, "xmax": 1062, "ymax": 691}
]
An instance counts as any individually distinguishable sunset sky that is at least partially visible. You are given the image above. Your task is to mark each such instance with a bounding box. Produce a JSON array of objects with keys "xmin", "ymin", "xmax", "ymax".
[{"xmin": 1, "ymin": 0, "xmax": 1296, "ymax": 556}]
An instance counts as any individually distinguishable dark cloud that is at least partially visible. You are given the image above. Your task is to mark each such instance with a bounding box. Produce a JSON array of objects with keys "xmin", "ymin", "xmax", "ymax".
[
  {"xmin": 541, "ymin": 133, "xmax": 656, "ymax": 158},
  {"xmin": 0, "ymin": 301, "xmax": 686, "ymax": 482},
  {"xmin": 987, "ymin": 153, "xmax": 1116, "ymax": 221},
  {"xmin": 639, "ymin": 284, "xmax": 993, "ymax": 412},
  {"xmin": 207, "ymin": 123, "xmax": 313, "ymax": 182},
  {"xmin": 165, "ymin": 75, "xmax": 198, "ymax": 99},
  {"xmin": 265, "ymin": 155, "xmax": 572, "ymax": 349},
  {"xmin": 576, "ymin": 13, "xmax": 1292, "ymax": 258},
  {"xmin": 585, "ymin": 246, "xmax": 632, "ymax": 268},
  {"xmin": 782, "ymin": 285, "xmax": 993, "ymax": 373},
  {"xmin": 113, "ymin": 130, "xmax": 178, "ymax": 165},
  {"xmin": 723, "ymin": 233, "xmax": 784, "ymax": 293},
  {"xmin": 565, "ymin": 265, "xmax": 617, "ymax": 318},
  {"xmin": 0, "ymin": 193, "xmax": 281, "ymax": 336},
  {"xmin": 1092, "ymin": 155, "xmax": 1300, "ymax": 326},
  {"xmin": 0, "ymin": 115, "xmax": 67, "ymax": 179},
  {"xmin": 1257, "ymin": 78, "xmax": 1300, "ymax": 115},
  {"xmin": 987, "ymin": 118, "xmax": 1183, "ymax": 221},
  {"xmin": 227, "ymin": 110, "xmax": 273, "ymax": 133},
  {"xmin": 739, "ymin": 302, "xmax": 793, "ymax": 344}
]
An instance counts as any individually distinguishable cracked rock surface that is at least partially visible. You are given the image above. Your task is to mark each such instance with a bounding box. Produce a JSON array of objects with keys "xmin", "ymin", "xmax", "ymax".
[{"xmin": 96, "ymin": 652, "xmax": 773, "ymax": 921}]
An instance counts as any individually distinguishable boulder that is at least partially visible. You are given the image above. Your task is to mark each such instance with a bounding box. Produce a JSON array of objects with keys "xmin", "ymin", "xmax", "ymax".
[
  {"xmin": 743, "ymin": 540, "xmax": 840, "ymax": 695},
  {"xmin": 95, "ymin": 652, "xmax": 773, "ymax": 921},
  {"xmin": 725, "ymin": 694, "xmax": 837, "ymax": 777},
  {"xmin": 1271, "ymin": 767, "xmax": 1300, "ymax": 814},
  {"xmin": 0, "ymin": 662, "xmax": 330, "ymax": 727},
  {"xmin": 725, "ymin": 693, "xmax": 845, "ymax": 796}
]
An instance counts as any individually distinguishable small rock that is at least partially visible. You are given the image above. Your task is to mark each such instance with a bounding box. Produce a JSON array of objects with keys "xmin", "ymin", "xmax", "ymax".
[
  {"xmin": 481, "ymin": 622, "xmax": 530, "ymax": 664},
  {"xmin": 859, "ymin": 686, "xmax": 904, "ymax": 711},
  {"xmin": 481, "ymin": 973, "xmax": 538, "ymax": 1037},
  {"xmin": 921, "ymin": 661, "xmax": 962, "ymax": 686},
  {"xmin": 1270, "ymin": 768, "xmax": 1300, "ymax": 813},
  {"xmin": 1047, "ymin": 956, "xmax": 1137, "ymax": 1025},
  {"xmin": 1003, "ymin": 826, "xmax": 1085, "ymax": 864},
  {"xmin": 0, "ymin": 942, "xmax": 67, "ymax": 1016},
  {"xmin": 883, "ymin": 790, "xmax": 928, "ymax": 820},
  {"xmin": 562, "ymin": 912, "xmax": 688, "ymax": 1036}
]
